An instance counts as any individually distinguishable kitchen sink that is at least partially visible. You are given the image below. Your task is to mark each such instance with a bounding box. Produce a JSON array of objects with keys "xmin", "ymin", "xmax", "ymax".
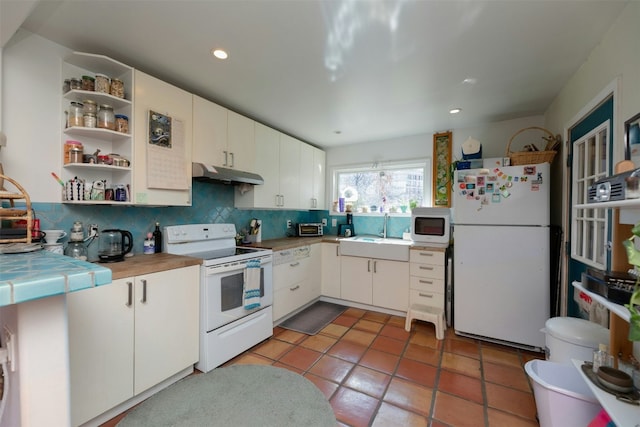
[{"xmin": 339, "ymin": 235, "xmax": 411, "ymax": 261}]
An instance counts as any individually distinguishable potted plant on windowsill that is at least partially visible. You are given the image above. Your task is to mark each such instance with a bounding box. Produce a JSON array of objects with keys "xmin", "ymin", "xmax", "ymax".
[{"xmin": 621, "ymin": 222, "xmax": 640, "ymax": 341}]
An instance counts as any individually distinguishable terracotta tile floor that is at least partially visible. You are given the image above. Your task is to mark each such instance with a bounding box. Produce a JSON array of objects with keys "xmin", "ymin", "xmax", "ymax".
[{"xmin": 102, "ymin": 307, "xmax": 544, "ymax": 427}]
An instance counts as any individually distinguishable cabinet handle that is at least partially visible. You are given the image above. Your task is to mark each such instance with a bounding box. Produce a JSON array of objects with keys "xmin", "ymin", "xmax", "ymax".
[
  {"xmin": 290, "ymin": 285, "xmax": 300, "ymax": 291},
  {"xmin": 418, "ymin": 293, "xmax": 433, "ymax": 298},
  {"xmin": 229, "ymin": 152, "xmax": 234, "ymax": 168},
  {"xmin": 223, "ymin": 151, "xmax": 228, "ymax": 166},
  {"xmin": 336, "ymin": 246, "xmax": 339, "ymax": 256},
  {"xmin": 420, "ymin": 252, "xmax": 434, "ymax": 257},
  {"xmin": 419, "ymin": 266, "xmax": 434, "ymax": 270},
  {"xmin": 290, "ymin": 262, "xmax": 300, "ymax": 267},
  {"xmin": 141, "ymin": 279, "xmax": 147, "ymax": 303},
  {"xmin": 419, "ymin": 279, "xmax": 434, "ymax": 284},
  {"xmin": 312, "ymin": 198, "xmax": 317, "ymax": 208},
  {"xmin": 280, "ymin": 195, "xmax": 285, "ymax": 206},
  {"xmin": 126, "ymin": 281, "xmax": 133, "ymax": 307},
  {"xmin": 373, "ymin": 260, "xmax": 377, "ymax": 273}
]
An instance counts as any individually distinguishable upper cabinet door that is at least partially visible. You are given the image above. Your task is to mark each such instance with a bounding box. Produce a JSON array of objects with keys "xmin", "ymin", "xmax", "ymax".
[
  {"xmin": 227, "ymin": 110, "xmax": 255, "ymax": 172},
  {"xmin": 134, "ymin": 70, "xmax": 193, "ymax": 206},
  {"xmin": 299, "ymin": 143, "xmax": 314, "ymax": 209},
  {"xmin": 192, "ymin": 95, "xmax": 228, "ymax": 167},
  {"xmin": 279, "ymin": 134, "xmax": 301, "ymax": 209},
  {"xmin": 312, "ymin": 147, "xmax": 326, "ymax": 209}
]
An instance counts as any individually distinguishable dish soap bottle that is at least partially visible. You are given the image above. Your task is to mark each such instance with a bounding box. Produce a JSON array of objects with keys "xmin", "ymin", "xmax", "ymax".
[
  {"xmin": 153, "ymin": 222, "xmax": 162, "ymax": 253},
  {"xmin": 143, "ymin": 233, "xmax": 155, "ymax": 254}
]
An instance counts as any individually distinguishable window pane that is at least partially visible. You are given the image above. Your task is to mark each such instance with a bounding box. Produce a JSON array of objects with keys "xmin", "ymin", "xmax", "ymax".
[{"xmin": 335, "ymin": 163, "xmax": 426, "ymax": 212}]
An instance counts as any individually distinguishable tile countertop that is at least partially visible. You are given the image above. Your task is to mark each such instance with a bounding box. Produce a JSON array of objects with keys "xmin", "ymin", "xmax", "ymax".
[
  {"xmin": 0, "ymin": 250, "xmax": 112, "ymax": 307},
  {"xmin": 0, "ymin": 251, "xmax": 203, "ymax": 307}
]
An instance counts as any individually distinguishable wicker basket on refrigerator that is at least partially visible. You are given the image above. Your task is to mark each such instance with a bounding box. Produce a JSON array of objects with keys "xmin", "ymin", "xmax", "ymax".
[{"xmin": 506, "ymin": 126, "xmax": 559, "ymax": 165}]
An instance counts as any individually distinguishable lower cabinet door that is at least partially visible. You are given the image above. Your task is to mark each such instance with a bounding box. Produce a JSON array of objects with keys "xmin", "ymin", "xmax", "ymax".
[
  {"xmin": 134, "ymin": 266, "xmax": 199, "ymax": 395},
  {"xmin": 340, "ymin": 256, "xmax": 373, "ymax": 305},
  {"xmin": 68, "ymin": 278, "xmax": 135, "ymax": 426},
  {"xmin": 372, "ymin": 259, "xmax": 409, "ymax": 311}
]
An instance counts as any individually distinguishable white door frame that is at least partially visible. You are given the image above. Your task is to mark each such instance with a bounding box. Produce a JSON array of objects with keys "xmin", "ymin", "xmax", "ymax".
[{"xmin": 560, "ymin": 77, "xmax": 621, "ymax": 316}]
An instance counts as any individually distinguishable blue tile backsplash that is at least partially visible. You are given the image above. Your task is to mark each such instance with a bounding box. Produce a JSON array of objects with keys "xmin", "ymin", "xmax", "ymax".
[{"xmin": 4, "ymin": 180, "xmax": 411, "ymax": 261}]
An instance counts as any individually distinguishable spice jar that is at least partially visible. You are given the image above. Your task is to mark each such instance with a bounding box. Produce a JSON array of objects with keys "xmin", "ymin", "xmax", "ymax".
[
  {"xmin": 97, "ymin": 104, "xmax": 116, "ymax": 130},
  {"xmin": 110, "ymin": 78, "xmax": 125, "ymax": 98},
  {"xmin": 68, "ymin": 101, "xmax": 84, "ymax": 127},
  {"xmin": 69, "ymin": 78, "xmax": 82, "ymax": 90},
  {"xmin": 82, "ymin": 99, "xmax": 97, "ymax": 115},
  {"xmin": 115, "ymin": 114, "xmax": 129, "ymax": 133},
  {"xmin": 81, "ymin": 75, "xmax": 95, "ymax": 91},
  {"xmin": 64, "ymin": 140, "xmax": 83, "ymax": 164},
  {"xmin": 95, "ymin": 73, "xmax": 110, "ymax": 94}
]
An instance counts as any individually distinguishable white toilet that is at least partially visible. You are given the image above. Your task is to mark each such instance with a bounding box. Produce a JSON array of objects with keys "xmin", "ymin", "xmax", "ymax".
[{"xmin": 525, "ymin": 317, "xmax": 608, "ymax": 427}]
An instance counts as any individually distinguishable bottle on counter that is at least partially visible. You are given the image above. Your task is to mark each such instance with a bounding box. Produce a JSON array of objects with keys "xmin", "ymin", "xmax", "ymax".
[{"xmin": 153, "ymin": 222, "xmax": 162, "ymax": 253}]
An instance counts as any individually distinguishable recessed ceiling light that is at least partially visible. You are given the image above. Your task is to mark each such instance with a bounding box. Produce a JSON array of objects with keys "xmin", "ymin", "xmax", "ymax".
[
  {"xmin": 211, "ymin": 49, "xmax": 228, "ymax": 60},
  {"xmin": 463, "ymin": 78, "xmax": 477, "ymax": 85},
  {"xmin": 449, "ymin": 108, "xmax": 462, "ymax": 114},
  {"xmin": 334, "ymin": 130, "xmax": 342, "ymax": 135}
]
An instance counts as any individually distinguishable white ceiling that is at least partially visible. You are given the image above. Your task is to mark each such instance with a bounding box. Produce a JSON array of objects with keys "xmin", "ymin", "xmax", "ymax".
[{"xmin": 8, "ymin": 0, "xmax": 628, "ymax": 148}]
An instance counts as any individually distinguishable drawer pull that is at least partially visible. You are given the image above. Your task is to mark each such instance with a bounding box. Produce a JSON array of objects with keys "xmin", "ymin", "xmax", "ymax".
[
  {"xmin": 419, "ymin": 252, "xmax": 434, "ymax": 256},
  {"xmin": 290, "ymin": 285, "xmax": 300, "ymax": 291},
  {"xmin": 419, "ymin": 266, "xmax": 434, "ymax": 270},
  {"xmin": 419, "ymin": 279, "xmax": 433, "ymax": 284},
  {"xmin": 418, "ymin": 293, "xmax": 433, "ymax": 298},
  {"xmin": 290, "ymin": 262, "xmax": 300, "ymax": 267}
]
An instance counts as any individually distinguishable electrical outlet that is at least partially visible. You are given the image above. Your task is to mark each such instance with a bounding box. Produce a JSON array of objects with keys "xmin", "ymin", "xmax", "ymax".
[
  {"xmin": 286, "ymin": 220, "xmax": 292, "ymax": 228},
  {"xmin": 88, "ymin": 224, "xmax": 99, "ymax": 238},
  {"xmin": 331, "ymin": 218, "xmax": 337, "ymax": 227},
  {"xmin": 322, "ymin": 218, "xmax": 327, "ymax": 226}
]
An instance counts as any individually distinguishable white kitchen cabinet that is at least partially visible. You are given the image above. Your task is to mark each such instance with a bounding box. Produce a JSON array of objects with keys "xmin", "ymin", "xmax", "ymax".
[
  {"xmin": 67, "ymin": 266, "xmax": 199, "ymax": 426},
  {"xmin": 235, "ymin": 124, "xmax": 301, "ymax": 209},
  {"xmin": 60, "ymin": 52, "xmax": 134, "ymax": 205},
  {"xmin": 272, "ymin": 245, "xmax": 320, "ymax": 322},
  {"xmin": 192, "ymin": 95, "xmax": 228, "ymax": 167},
  {"xmin": 408, "ymin": 248, "xmax": 446, "ymax": 313},
  {"xmin": 341, "ymin": 256, "xmax": 409, "ymax": 310},
  {"xmin": 321, "ymin": 242, "xmax": 341, "ymax": 298},
  {"xmin": 299, "ymin": 143, "xmax": 326, "ymax": 209},
  {"xmin": 134, "ymin": 70, "xmax": 193, "ymax": 206},
  {"xmin": 226, "ymin": 110, "xmax": 256, "ymax": 172}
]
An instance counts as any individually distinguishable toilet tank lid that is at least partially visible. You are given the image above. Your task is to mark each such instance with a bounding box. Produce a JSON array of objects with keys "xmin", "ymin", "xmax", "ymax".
[{"xmin": 544, "ymin": 317, "xmax": 609, "ymax": 347}]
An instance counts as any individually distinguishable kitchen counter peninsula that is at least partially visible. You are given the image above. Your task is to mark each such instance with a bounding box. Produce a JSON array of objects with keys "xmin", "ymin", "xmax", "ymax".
[{"xmin": 242, "ymin": 236, "xmax": 448, "ymax": 252}]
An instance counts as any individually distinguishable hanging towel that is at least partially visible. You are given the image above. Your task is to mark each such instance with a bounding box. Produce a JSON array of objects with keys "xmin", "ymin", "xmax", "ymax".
[{"xmin": 243, "ymin": 259, "xmax": 262, "ymax": 310}]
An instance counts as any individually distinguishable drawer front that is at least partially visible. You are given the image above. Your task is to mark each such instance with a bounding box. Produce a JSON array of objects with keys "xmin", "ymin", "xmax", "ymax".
[
  {"xmin": 273, "ymin": 280, "xmax": 310, "ymax": 320},
  {"xmin": 410, "ymin": 276, "xmax": 444, "ymax": 293},
  {"xmin": 273, "ymin": 257, "xmax": 310, "ymax": 290},
  {"xmin": 410, "ymin": 263, "xmax": 445, "ymax": 279},
  {"xmin": 410, "ymin": 249, "xmax": 445, "ymax": 265},
  {"xmin": 410, "ymin": 289, "xmax": 444, "ymax": 309}
]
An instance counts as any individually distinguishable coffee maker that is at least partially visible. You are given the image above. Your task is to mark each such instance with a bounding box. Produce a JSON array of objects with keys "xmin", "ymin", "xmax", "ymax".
[{"xmin": 338, "ymin": 213, "xmax": 355, "ymax": 237}]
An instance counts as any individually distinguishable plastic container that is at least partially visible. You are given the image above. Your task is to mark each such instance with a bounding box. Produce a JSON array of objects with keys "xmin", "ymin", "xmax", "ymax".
[
  {"xmin": 525, "ymin": 359, "xmax": 602, "ymax": 427},
  {"xmin": 542, "ymin": 317, "xmax": 609, "ymax": 364}
]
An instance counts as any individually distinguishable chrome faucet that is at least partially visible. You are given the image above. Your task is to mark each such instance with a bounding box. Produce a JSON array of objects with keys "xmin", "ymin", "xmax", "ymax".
[{"xmin": 381, "ymin": 213, "xmax": 388, "ymax": 238}]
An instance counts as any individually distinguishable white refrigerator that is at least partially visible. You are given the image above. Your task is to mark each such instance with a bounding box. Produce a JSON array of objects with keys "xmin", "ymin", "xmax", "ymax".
[{"xmin": 453, "ymin": 162, "xmax": 550, "ymax": 350}]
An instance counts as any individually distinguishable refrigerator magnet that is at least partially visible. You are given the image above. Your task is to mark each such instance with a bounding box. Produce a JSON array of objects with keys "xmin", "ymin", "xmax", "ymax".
[
  {"xmin": 486, "ymin": 183, "xmax": 494, "ymax": 192},
  {"xmin": 531, "ymin": 184, "xmax": 540, "ymax": 191},
  {"xmin": 492, "ymin": 193, "xmax": 501, "ymax": 203},
  {"xmin": 501, "ymin": 189, "xmax": 511, "ymax": 198},
  {"xmin": 523, "ymin": 166, "xmax": 536, "ymax": 175}
]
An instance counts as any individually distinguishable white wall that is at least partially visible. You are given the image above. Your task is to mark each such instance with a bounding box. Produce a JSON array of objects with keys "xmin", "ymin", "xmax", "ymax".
[{"xmin": 2, "ymin": 30, "xmax": 72, "ymax": 202}]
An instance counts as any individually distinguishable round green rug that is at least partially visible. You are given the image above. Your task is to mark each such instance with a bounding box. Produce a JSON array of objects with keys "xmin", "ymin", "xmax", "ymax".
[{"xmin": 117, "ymin": 364, "xmax": 336, "ymax": 426}]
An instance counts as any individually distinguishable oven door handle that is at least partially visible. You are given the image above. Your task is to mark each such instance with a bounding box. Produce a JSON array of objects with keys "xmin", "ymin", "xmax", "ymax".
[{"xmin": 205, "ymin": 258, "xmax": 273, "ymax": 275}]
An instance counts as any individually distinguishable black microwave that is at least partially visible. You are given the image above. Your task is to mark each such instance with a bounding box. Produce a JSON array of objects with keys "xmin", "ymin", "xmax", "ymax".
[{"xmin": 297, "ymin": 223, "xmax": 323, "ymax": 237}]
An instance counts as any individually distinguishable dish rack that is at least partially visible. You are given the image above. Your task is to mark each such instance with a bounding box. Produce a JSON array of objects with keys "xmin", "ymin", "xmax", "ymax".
[
  {"xmin": 506, "ymin": 126, "xmax": 560, "ymax": 166},
  {"xmin": 0, "ymin": 173, "xmax": 33, "ymax": 244}
]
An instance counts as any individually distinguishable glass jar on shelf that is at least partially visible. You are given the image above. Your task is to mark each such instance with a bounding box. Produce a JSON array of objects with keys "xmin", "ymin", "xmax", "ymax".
[
  {"xmin": 82, "ymin": 99, "xmax": 97, "ymax": 115},
  {"xmin": 97, "ymin": 104, "xmax": 116, "ymax": 130},
  {"xmin": 110, "ymin": 78, "xmax": 125, "ymax": 98},
  {"xmin": 68, "ymin": 101, "xmax": 84, "ymax": 127},
  {"xmin": 69, "ymin": 78, "xmax": 81, "ymax": 91},
  {"xmin": 95, "ymin": 73, "xmax": 110, "ymax": 94},
  {"xmin": 81, "ymin": 75, "xmax": 95, "ymax": 91}
]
